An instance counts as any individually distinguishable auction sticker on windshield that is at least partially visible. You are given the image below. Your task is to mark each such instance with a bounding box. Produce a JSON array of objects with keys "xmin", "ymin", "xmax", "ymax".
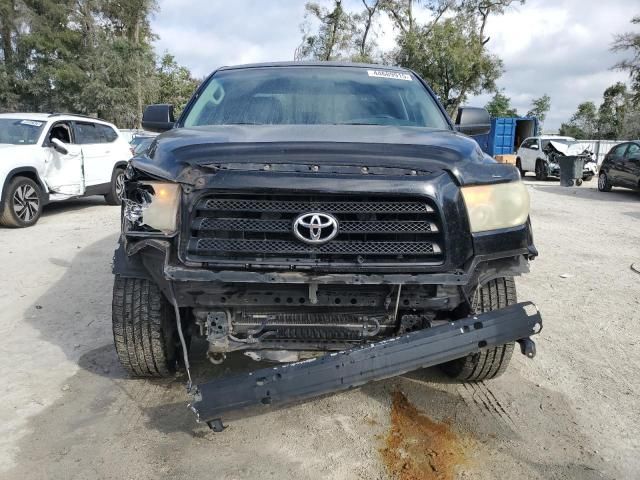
[
  {"xmin": 20, "ymin": 120, "xmax": 43, "ymax": 127},
  {"xmin": 367, "ymin": 70, "xmax": 412, "ymax": 81}
]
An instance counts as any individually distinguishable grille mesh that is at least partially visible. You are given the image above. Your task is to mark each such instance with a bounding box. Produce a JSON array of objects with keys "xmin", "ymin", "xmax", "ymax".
[
  {"xmin": 187, "ymin": 194, "xmax": 444, "ymax": 266},
  {"xmin": 196, "ymin": 238, "xmax": 438, "ymax": 256}
]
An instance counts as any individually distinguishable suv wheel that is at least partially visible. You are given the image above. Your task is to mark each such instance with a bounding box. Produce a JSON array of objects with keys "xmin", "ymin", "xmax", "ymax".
[
  {"xmin": 112, "ymin": 276, "xmax": 179, "ymax": 377},
  {"xmin": 105, "ymin": 168, "xmax": 125, "ymax": 205},
  {"xmin": 598, "ymin": 172, "xmax": 612, "ymax": 192},
  {"xmin": 0, "ymin": 176, "xmax": 43, "ymax": 228},
  {"xmin": 534, "ymin": 160, "xmax": 547, "ymax": 181},
  {"xmin": 515, "ymin": 158, "xmax": 526, "ymax": 177},
  {"xmin": 440, "ymin": 277, "xmax": 516, "ymax": 382}
]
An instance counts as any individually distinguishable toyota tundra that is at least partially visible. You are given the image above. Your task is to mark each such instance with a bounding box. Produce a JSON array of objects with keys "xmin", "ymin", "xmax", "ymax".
[{"xmin": 112, "ymin": 62, "xmax": 541, "ymax": 429}]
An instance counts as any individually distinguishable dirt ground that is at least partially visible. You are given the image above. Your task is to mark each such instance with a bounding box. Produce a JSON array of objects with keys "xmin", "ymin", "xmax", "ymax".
[{"xmin": 0, "ymin": 178, "xmax": 638, "ymax": 480}]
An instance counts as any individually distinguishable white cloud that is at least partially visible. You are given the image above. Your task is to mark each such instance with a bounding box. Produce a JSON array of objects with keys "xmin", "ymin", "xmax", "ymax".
[{"xmin": 151, "ymin": 0, "xmax": 637, "ymax": 129}]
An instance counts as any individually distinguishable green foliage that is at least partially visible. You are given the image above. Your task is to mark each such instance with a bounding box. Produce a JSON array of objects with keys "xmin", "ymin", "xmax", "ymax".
[
  {"xmin": 485, "ymin": 90, "xmax": 518, "ymax": 117},
  {"xmin": 597, "ymin": 82, "xmax": 629, "ymax": 139},
  {"xmin": 526, "ymin": 94, "xmax": 551, "ymax": 129},
  {"xmin": 296, "ymin": 1, "xmax": 355, "ymax": 61},
  {"xmin": 0, "ymin": 0, "xmax": 195, "ymax": 128},
  {"xmin": 611, "ymin": 14, "xmax": 640, "ymax": 103},
  {"xmin": 395, "ymin": 15, "xmax": 503, "ymax": 115},
  {"xmin": 558, "ymin": 101, "xmax": 597, "ymax": 139},
  {"xmin": 559, "ymin": 83, "xmax": 640, "ymax": 140},
  {"xmin": 298, "ymin": 0, "xmax": 519, "ymax": 115},
  {"xmin": 156, "ymin": 53, "xmax": 200, "ymax": 117}
]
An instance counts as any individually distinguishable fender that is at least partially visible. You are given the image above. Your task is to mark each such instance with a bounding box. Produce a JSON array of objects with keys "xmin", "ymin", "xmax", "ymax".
[{"xmin": 0, "ymin": 167, "xmax": 50, "ymax": 210}]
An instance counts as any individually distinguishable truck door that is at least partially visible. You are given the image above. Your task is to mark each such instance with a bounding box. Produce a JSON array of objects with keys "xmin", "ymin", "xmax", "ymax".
[{"xmin": 43, "ymin": 122, "xmax": 85, "ymax": 197}]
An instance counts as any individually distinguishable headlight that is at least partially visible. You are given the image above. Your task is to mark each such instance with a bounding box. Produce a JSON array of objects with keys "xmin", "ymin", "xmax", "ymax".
[
  {"xmin": 123, "ymin": 182, "xmax": 180, "ymax": 234},
  {"xmin": 461, "ymin": 181, "xmax": 530, "ymax": 233}
]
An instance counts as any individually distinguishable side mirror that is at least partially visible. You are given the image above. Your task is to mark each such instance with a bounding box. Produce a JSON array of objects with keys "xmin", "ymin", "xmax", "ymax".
[
  {"xmin": 51, "ymin": 138, "xmax": 69, "ymax": 155},
  {"xmin": 530, "ymin": 144, "xmax": 539, "ymax": 150},
  {"xmin": 455, "ymin": 107, "xmax": 491, "ymax": 136},
  {"xmin": 142, "ymin": 104, "xmax": 175, "ymax": 133}
]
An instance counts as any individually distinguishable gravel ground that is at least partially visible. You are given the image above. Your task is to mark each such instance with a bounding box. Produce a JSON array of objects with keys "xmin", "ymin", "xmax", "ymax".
[{"xmin": 0, "ymin": 178, "xmax": 638, "ymax": 480}]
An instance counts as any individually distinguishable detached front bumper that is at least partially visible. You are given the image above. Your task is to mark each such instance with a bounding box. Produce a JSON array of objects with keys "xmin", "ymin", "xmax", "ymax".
[{"xmin": 189, "ymin": 301, "xmax": 542, "ymax": 430}]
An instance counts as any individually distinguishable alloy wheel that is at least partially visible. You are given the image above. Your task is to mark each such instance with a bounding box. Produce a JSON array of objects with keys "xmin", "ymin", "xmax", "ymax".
[
  {"xmin": 115, "ymin": 172, "xmax": 125, "ymax": 201},
  {"xmin": 12, "ymin": 183, "xmax": 40, "ymax": 222},
  {"xmin": 598, "ymin": 174, "xmax": 606, "ymax": 190}
]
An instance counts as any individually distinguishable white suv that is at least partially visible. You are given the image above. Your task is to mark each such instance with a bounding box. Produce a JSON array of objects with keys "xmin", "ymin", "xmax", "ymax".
[{"xmin": 0, "ymin": 113, "xmax": 132, "ymax": 227}]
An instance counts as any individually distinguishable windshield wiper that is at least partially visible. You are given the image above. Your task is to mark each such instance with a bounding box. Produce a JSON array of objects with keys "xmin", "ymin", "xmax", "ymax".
[{"xmin": 225, "ymin": 122, "xmax": 264, "ymax": 125}]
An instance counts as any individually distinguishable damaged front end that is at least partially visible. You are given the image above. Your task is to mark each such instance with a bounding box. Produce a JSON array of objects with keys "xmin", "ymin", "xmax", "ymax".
[{"xmin": 114, "ymin": 156, "xmax": 542, "ymax": 429}]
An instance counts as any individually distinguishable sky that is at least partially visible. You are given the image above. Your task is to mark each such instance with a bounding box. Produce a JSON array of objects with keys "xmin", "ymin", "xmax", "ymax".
[{"xmin": 152, "ymin": 0, "xmax": 635, "ymax": 131}]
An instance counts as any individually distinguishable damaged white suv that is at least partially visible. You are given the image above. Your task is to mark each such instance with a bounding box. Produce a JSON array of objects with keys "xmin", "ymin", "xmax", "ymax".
[{"xmin": 0, "ymin": 113, "xmax": 132, "ymax": 227}]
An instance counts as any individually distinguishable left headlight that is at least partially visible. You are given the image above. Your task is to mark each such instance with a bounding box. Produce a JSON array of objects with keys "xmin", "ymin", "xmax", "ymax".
[
  {"xmin": 124, "ymin": 182, "xmax": 180, "ymax": 234},
  {"xmin": 461, "ymin": 181, "xmax": 530, "ymax": 233}
]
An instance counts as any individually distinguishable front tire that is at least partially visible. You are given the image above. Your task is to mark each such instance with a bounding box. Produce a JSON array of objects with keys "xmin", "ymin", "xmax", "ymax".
[
  {"xmin": 105, "ymin": 168, "xmax": 125, "ymax": 205},
  {"xmin": 440, "ymin": 278, "xmax": 516, "ymax": 382},
  {"xmin": 598, "ymin": 172, "xmax": 612, "ymax": 192},
  {"xmin": 516, "ymin": 158, "xmax": 526, "ymax": 178},
  {"xmin": 112, "ymin": 276, "xmax": 178, "ymax": 377},
  {"xmin": 535, "ymin": 159, "xmax": 548, "ymax": 181},
  {"xmin": 0, "ymin": 176, "xmax": 43, "ymax": 228}
]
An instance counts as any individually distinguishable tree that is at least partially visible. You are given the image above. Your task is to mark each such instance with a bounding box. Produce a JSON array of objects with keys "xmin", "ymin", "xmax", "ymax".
[
  {"xmin": 611, "ymin": 14, "xmax": 640, "ymax": 103},
  {"xmin": 352, "ymin": 0, "xmax": 382, "ymax": 62},
  {"xmin": 558, "ymin": 101, "xmax": 598, "ymax": 139},
  {"xmin": 485, "ymin": 90, "xmax": 518, "ymax": 117},
  {"xmin": 597, "ymin": 82, "xmax": 629, "ymax": 139},
  {"xmin": 156, "ymin": 53, "xmax": 200, "ymax": 116},
  {"xmin": 296, "ymin": 1, "xmax": 354, "ymax": 61},
  {"xmin": 526, "ymin": 94, "xmax": 551, "ymax": 130}
]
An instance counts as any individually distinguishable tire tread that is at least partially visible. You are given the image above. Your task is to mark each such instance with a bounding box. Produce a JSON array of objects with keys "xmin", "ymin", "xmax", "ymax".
[{"xmin": 112, "ymin": 276, "xmax": 175, "ymax": 377}]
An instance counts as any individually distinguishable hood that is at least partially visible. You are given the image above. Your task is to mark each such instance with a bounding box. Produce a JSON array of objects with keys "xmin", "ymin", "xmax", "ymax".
[
  {"xmin": 131, "ymin": 125, "xmax": 519, "ymax": 186},
  {"xmin": 548, "ymin": 141, "xmax": 593, "ymax": 157}
]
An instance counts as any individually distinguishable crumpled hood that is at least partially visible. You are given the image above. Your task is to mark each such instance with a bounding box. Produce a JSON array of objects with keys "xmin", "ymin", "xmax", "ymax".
[
  {"xmin": 548, "ymin": 141, "xmax": 592, "ymax": 156},
  {"xmin": 131, "ymin": 125, "xmax": 520, "ymax": 186}
]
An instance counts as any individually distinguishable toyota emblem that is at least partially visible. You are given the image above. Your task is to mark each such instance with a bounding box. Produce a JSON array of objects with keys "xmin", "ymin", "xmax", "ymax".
[{"xmin": 293, "ymin": 212, "xmax": 339, "ymax": 244}]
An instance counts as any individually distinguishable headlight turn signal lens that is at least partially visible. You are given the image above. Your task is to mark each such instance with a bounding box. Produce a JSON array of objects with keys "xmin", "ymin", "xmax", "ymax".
[
  {"xmin": 461, "ymin": 181, "xmax": 530, "ymax": 233},
  {"xmin": 124, "ymin": 182, "xmax": 180, "ymax": 234}
]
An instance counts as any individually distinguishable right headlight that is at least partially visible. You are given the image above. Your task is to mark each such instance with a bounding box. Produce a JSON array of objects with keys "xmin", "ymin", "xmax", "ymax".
[
  {"xmin": 123, "ymin": 182, "xmax": 180, "ymax": 235},
  {"xmin": 461, "ymin": 181, "xmax": 530, "ymax": 233}
]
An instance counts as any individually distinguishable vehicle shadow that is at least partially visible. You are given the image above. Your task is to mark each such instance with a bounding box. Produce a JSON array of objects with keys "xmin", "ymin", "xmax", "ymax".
[{"xmin": 41, "ymin": 196, "xmax": 113, "ymax": 217}]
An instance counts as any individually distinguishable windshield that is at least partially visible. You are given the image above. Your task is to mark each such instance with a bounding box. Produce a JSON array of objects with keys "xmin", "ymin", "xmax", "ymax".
[
  {"xmin": 182, "ymin": 66, "xmax": 450, "ymax": 129},
  {"xmin": 0, "ymin": 118, "xmax": 45, "ymax": 145}
]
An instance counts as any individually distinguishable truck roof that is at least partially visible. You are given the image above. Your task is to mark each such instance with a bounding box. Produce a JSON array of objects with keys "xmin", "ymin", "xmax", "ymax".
[{"xmin": 217, "ymin": 61, "xmax": 409, "ymax": 72}]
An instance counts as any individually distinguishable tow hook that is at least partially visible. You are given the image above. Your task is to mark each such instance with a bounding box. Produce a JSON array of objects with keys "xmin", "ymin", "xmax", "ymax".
[{"xmin": 518, "ymin": 337, "xmax": 536, "ymax": 358}]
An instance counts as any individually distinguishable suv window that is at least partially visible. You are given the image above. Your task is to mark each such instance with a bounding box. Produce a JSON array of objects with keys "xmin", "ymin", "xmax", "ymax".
[
  {"xmin": 182, "ymin": 66, "xmax": 450, "ymax": 129},
  {"xmin": 96, "ymin": 124, "xmax": 118, "ymax": 143},
  {"xmin": 0, "ymin": 118, "xmax": 45, "ymax": 145},
  {"xmin": 47, "ymin": 122, "xmax": 73, "ymax": 145},
  {"xmin": 74, "ymin": 122, "xmax": 101, "ymax": 144},
  {"xmin": 521, "ymin": 139, "xmax": 536, "ymax": 149}
]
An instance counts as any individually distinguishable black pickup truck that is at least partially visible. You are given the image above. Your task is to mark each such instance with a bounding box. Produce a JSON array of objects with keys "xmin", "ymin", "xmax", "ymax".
[{"xmin": 113, "ymin": 62, "xmax": 541, "ymax": 430}]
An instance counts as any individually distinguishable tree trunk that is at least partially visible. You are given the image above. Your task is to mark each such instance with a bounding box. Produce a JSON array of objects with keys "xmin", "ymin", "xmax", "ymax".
[
  {"xmin": 134, "ymin": 20, "xmax": 143, "ymax": 129},
  {"xmin": 0, "ymin": 0, "xmax": 15, "ymax": 73}
]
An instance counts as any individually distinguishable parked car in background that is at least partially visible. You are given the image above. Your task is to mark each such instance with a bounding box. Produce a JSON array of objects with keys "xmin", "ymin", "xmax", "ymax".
[
  {"xmin": 131, "ymin": 136, "xmax": 155, "ymax": 156},
  {"xmin": 128, "ymin": 133, "xmax": 157, "ymax": 155},
  {"xmin": 0, "ymin": 113, "xmax": 131, "ymax": 227},
  {"xmin": 598, "ymin": 141, "xmax": 640, "ymax": 192},
  {"xmin": 516, "ymin": 136, "xmax": 598, "ymax": 181}
]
